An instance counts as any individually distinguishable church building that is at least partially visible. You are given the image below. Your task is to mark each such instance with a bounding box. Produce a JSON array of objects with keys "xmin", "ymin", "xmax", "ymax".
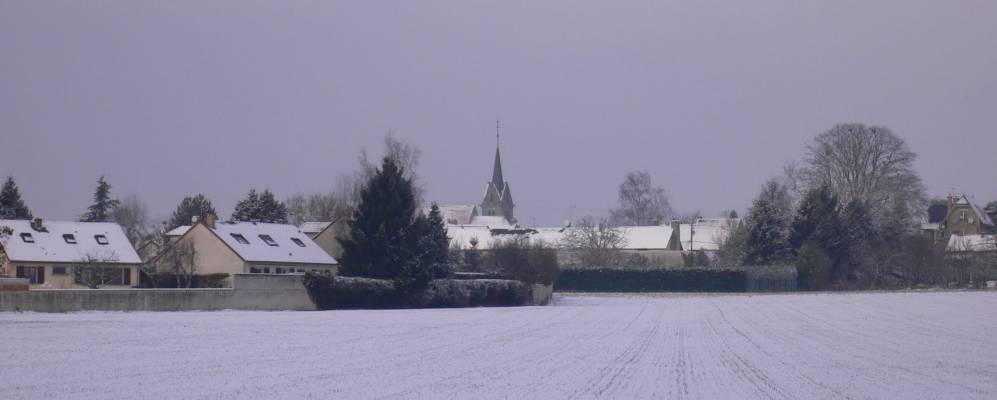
[{"xmin": 479, "ymin": 133, "xmax": 516, "ymax": 224}]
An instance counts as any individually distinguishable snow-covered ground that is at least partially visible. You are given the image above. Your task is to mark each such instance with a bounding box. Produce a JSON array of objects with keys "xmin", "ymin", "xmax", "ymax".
[{"xmin": 2, "ymin": 291, "xmax": 996, "ymax": 399}]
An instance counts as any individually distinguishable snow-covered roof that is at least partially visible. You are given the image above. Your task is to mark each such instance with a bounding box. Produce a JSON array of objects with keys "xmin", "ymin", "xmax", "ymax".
[
  {"xmin": 0, "ymin": 219, "xmax": 142, "ymax": 264},
  {"xmin": 679, "ymin": 219, "xmax": 738, "ymax": 251},
  {"xmin": 299, "ymin": 221, "xmax": 332, "ymax": 235},
  {"xmin": 165, "ymin": 225, "xmax": 190, "ymax": 237},
  {"xmin": 424, "ymin": 205, "xmax": 478, "ymax": 225},
  {"xmin": 445, "ymin": 224, "xmax": 675, "ymax": 251},
  {"xmin": 176, "ymin": 222, "xmax": 337, "ymax": 265},
  {"xmin": 946, "ymin": 234, "xmax": 997, "ymax": 252},
  {"xmin": 468, "ymin": 215, "xmax": 514, "ymax": 228}
]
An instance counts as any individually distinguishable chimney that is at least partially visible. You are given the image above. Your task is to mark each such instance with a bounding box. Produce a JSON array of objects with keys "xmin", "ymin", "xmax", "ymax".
[
  {"xmin": 204, "ymin": 213, "xmax": 217, "ymax": 229},
  {"xmin": 191, "ymin": 216, "xmax": 199, "ymax": 225},
  {"xmin": 31, "ymin": 218, "xmax": 44, "ymax": 232}
]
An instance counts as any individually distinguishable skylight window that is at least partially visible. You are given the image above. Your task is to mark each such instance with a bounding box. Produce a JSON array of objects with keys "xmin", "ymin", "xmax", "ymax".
[
  {"xmin": 231, "ymin": 233, "xmax": 250, "ymax": 244},
  {"xmin": 63, "ymin": 234, "xmax": 77, "ymax": 244},
  {"xmin": 94, "ymin": 234, "xmax": 109, "ymax": 245},
  {"xmin": 259, "ymin": 234, "xmax": 278, "ymax": 247},
  {"xmin": 20, "ymin": 233, "xmax": 34, "ymax": 243},
  {"xmin": 290, "ymin": 237, "xmax": 306, "ymax": 247}
]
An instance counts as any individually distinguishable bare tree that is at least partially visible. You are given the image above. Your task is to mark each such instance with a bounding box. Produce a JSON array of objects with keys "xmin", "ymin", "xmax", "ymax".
[
  {"xmin": 73, "ymin": 251, "xmax": 122, "ymax": 289},
  {"xmin": 358, "ymin": 132, "xmax": 425, "ymax": 206},
  {"xmin": 609, "ymin": 170, "xmax": 673, "ymax": 226},
  {"xmin": 286, "ymin": 192, "xmax": 348, "ymax": 225},
  {"xmin": 161, "ymin": 240, "xmax": 198, "ymax": 288},
  {"xmin": 560, "ymin": 216, "xmax": 627, "ymax": 267},
  {"xmin": 113, "ymin": 194, "xmax": 150, "ymax": 246},
  {"xmin": 796, "ymin": 123, "xmax": 927, "ymax": 233}
]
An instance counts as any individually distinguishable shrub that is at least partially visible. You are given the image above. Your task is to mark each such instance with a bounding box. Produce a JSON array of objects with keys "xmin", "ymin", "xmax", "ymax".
[
  {"xmin": 489, "ymin": 237, "xmax": 560, "ymax": 285},
  {"xmin": 414, "ymin": 279, "xmax": 532, "ymax": 308},
  {"xmin": 555, "ymin": 268, "xmax": 746, "ymax": 292},
  {"xmin": 302, "ymin": 271, "xmax": 401, "ymax": 309}
]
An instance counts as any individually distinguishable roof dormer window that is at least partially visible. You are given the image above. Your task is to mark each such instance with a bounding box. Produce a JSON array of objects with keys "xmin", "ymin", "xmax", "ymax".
[
  {"xmin": 20, "ymin": 233, "xmax": 34, "ymax": 243},
  {"xmin": 94, "ymin": 234, "xmax": 109, "ymax": 245},
  {"xmin": 231, "ymin": 233, "xmax": 250, "ymax": 244},
  {"xmin": 63, "ymin": 234, "xmax": 77, "ymax": 244},
  {"xmin": 259, "ymin": 234, "xmax": 278, "ymax": 247},
  {"xmin": 290, "ymin": 237, "xmax": 306, "ymax": 247}
]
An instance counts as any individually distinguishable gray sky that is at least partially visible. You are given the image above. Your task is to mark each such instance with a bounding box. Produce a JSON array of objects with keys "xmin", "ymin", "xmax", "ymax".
[{"xmin": 2, "ymin": 1, "xmax": 996, "ymax": 226}]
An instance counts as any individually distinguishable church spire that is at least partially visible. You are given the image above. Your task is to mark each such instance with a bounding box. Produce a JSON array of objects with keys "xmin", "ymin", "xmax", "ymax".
[{"xmin": 491, "ymin": 119, "xmax": 505, "ymax": 193}]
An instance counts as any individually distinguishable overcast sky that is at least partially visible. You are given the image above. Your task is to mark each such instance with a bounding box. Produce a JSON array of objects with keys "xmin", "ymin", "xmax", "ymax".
[{"xmin": 2, "ymin": 1, "xmax": 995, "ymax": 226}]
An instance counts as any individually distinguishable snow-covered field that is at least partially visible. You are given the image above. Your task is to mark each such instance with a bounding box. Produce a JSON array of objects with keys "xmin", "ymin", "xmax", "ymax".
[{"xmin": 2, "ymin": 291, "xmax": 996, "ymax": 399}]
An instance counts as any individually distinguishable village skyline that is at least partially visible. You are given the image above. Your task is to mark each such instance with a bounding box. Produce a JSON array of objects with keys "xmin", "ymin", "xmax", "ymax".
[{"xmin": 3, "ymin": 1, "xmax": 996, "ymax": 227}]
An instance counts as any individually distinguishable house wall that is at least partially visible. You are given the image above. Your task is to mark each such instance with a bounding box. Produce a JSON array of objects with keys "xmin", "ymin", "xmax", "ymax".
[
  {"xmin": 159, "ymin": 224, "xmax": 246, "ymax": 275},
  {"xmin": 312, "ymin": 222, "xmax": 346, "ymax": 259},
  {"xmin": 946, "ymin": 204, "xmax": 984, "ymax": 237},
  {"xmin": 0, "ymin": 260, "xmax": 140, "ymax": 289}
]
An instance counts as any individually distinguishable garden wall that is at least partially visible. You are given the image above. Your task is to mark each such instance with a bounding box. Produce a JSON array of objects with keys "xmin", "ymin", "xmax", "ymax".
[
  {"xmin": 555, "ymin": 266, "xmax": 798, "ymax": 293},
  {"xmin": 0, "ymin": 274, "xmax": 315, "ymax": 313}
]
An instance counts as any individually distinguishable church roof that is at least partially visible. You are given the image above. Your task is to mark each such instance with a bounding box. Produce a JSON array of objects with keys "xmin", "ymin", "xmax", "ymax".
[{"xmin": 491, "ymin": 144, "xmax": 505, "ymax": 194}]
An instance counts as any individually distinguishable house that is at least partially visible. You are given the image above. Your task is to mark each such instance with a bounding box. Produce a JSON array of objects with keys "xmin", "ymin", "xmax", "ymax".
[
  {"xmin": 679, "ymin": 218, "xmax": 740, "ymax": 251},
  {"xmin": 445, "ymin": 222, "xmax": 683, "ymax": 267},
  {"xmin": 299, "ymin": 219, "xmax": 347, "ymax": 258},
  {"xmin": 946, "ymin": 234, "xmax": 997, "ymax": 253},
  {"xmin": 0, "ymin": 218, "xmax": 142, "ymax": 289},
  {"xmin": 154, "ymin": 214, "xmax": 337, "ymax": 283},
  {"xmin": 924, "ymin": 195, "xmax": 996, "ymax": 243}
]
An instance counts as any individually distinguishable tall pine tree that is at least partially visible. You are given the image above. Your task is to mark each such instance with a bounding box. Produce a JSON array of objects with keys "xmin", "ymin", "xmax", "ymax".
[
  {"xmin": 168, "ymin": 194, "xmax": 217, "ymax": 229},
  {"xmin": 743, "ymin": 180, "xmax": 793, "ymax": 265},
  {"xmin": 791, "ymin": 185, "xmax": 849, "ymax": 288},
  {"xmin": 231, "ymin": 189, "xmax": 287, "ymax": 223},
  {"xmin": 0, "ymin": 176, "xmax": 32, "ymax": 220},
  {"xmin": 81, "ymin": 176, "xmax": 119, "ymax": 223},
  {"xmin": 338, "ymin": 158, "xmax": 448, "ymax": 293}
]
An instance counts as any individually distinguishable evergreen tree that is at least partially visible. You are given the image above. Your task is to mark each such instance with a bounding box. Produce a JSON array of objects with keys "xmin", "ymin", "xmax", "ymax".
[
  {"xmin": 790, "ymin": 185, "xmax": 849, "ymax": 287},
  {"xmin": 338, "ymin": 157, "xmax": 418, "ymax": 280},
  {"xmin": 0, "ymin": 176, "xmax": 32, "ymax": 220},
  {"xmin": 743, "ymin": 180, "xmax": 793, "ymax": 265},
  {"xmin": 168, "ymin": 194, "xmax": 217, "ymax": 230},
  {"xmin": 338, "ymin": 158, "xmax": 447, "ymax": 293},
  {"xmin": 231, "ymin": 189, "xmax": 287, "ymax": 223},
  {"xmin": 81, "ymin": 176, "xmax": 119, "ymax": 223}
]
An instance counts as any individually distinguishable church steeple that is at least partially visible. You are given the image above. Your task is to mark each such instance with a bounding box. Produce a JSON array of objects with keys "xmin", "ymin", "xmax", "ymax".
[
  {"xmin": 491, "ymin": 120, "xmax": 505, "ymax": 193},
  {"xmin": 480, "ymin": 119, "xmax": 515, "ymax": 223}
]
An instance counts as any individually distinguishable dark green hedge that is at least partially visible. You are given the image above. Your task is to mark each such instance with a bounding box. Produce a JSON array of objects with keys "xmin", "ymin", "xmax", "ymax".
[
  {"xmin": 302, "ymin": 271, "xmax": 535, "ymax": 309},
  {"xmin": 555, "ymin": 268, "xmax": 746, "ymax": 292}
]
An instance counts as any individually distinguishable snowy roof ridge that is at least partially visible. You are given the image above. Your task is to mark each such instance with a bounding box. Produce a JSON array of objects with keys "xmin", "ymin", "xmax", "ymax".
[{"xmin": 0, "ymin": 219, "xmax": 142, "ymax": 264}]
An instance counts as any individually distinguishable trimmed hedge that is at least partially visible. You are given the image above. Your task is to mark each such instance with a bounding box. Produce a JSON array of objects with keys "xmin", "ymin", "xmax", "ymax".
[
  {"xmin": 302, "ymin": 271, "xmax": 536, "ymax": 309},
  {"xmin": 555, "ymin": 268, "xmax": 746, "ymax": 292}
]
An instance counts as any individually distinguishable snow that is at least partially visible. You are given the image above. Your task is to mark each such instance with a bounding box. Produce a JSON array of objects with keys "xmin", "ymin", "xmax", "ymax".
[
  {"xmin": 0, "ymin": 219, "xmax": 141, "ymax": 264},
  {"xmin": 680, "ymin": 218, "xmax": 738, "ymax": 251},
  {"xmin": 947, "ymin": 234, "xmax": 997, "ymax": 252},
  {"xmin": 3, "ymin": 291, "xmax": 996, "ymax": 399},
  {"xmin": 298, "ymin": 221, "xmax": 332, "ymax": 235},
  {"xmin": 207, "ymin": 222, "xmax": 337, "ymax": 265},
  {"xmin": 447, "ymin": 225, "xmax": 676, "ymax": 250}
]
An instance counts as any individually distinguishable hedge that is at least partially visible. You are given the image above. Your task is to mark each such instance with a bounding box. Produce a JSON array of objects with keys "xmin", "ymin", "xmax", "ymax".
[
  {"xmin": 555, "ymin": 268, "xmax": 747, "ymax": 292},
  {"xmin": 302, "ymin": 272, "xmax": 536, "ymax": 309}
]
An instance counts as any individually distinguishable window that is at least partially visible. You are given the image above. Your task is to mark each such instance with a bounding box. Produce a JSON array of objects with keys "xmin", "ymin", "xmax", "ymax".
[
  {"xmin": 63, "ymin": 234, "xmax": 77, "ymax": 244},
  {"xmin": 94, "ymin": 234, "xmax": 109, "ymax": 245},
  {"xmin": 959, "ymin": 211, "xmax": 967, "ymax": 221},
  {"xmin": 15, "ymin": 266, "xmax": 44, "ymax": 284},
  {"xmin": 249, "ymin": 266, "xmax": 262, "ymax": 273},
  {"xmin": 259, "ymin": 234, "xmax": 278, "ymax": 247},
  {"xmin": 231, "ymin": 233, "xmax": 250, "ymax": 244},
  {"xmin": 263, "ymin": 267, "xmax": 271, "ymax": 274},
  {"xmin": 74, "ymin": 268, "xmax": 131, "ymax": 285},
  {"xmin": 290, "ymin": 238, "xmax": 306, "ymax": 247},
  {"xmin": 53, "ymin": 266, "xmax": 67, "ymax": 275},
  {"xmin": 275, "ymin": 267, "xmax": 285, "ymax": 274},
  {"xmin": 20, "ymin": 233, "xmax": 34, "ymax": 243}
]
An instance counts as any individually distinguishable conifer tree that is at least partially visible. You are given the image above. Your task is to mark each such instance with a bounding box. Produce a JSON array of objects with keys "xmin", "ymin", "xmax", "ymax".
[
  {"xmin": 338, "ymin": 158, "xmax": 418, "ymax": 280},
  {"xmin": 168, "ymin": 194, "xmax": 217, "ymax": 230},
  {"xmin": 231, "ymin": 189, "xmax": 287, "ymax": 223},
  {"xmin": 743, "ymin": 180, "xmax": 793, "ymax": 265},
  {"xmin": 791, "ymin": 185, "xmax": 849, "ymax": 287},
  {"xmin": 81, "ymin": 176, "xmax": 119, "ymax": 223},
  {"xmin": 0, "ymin": 176, "xmax": 32, "ymax": 220}
]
